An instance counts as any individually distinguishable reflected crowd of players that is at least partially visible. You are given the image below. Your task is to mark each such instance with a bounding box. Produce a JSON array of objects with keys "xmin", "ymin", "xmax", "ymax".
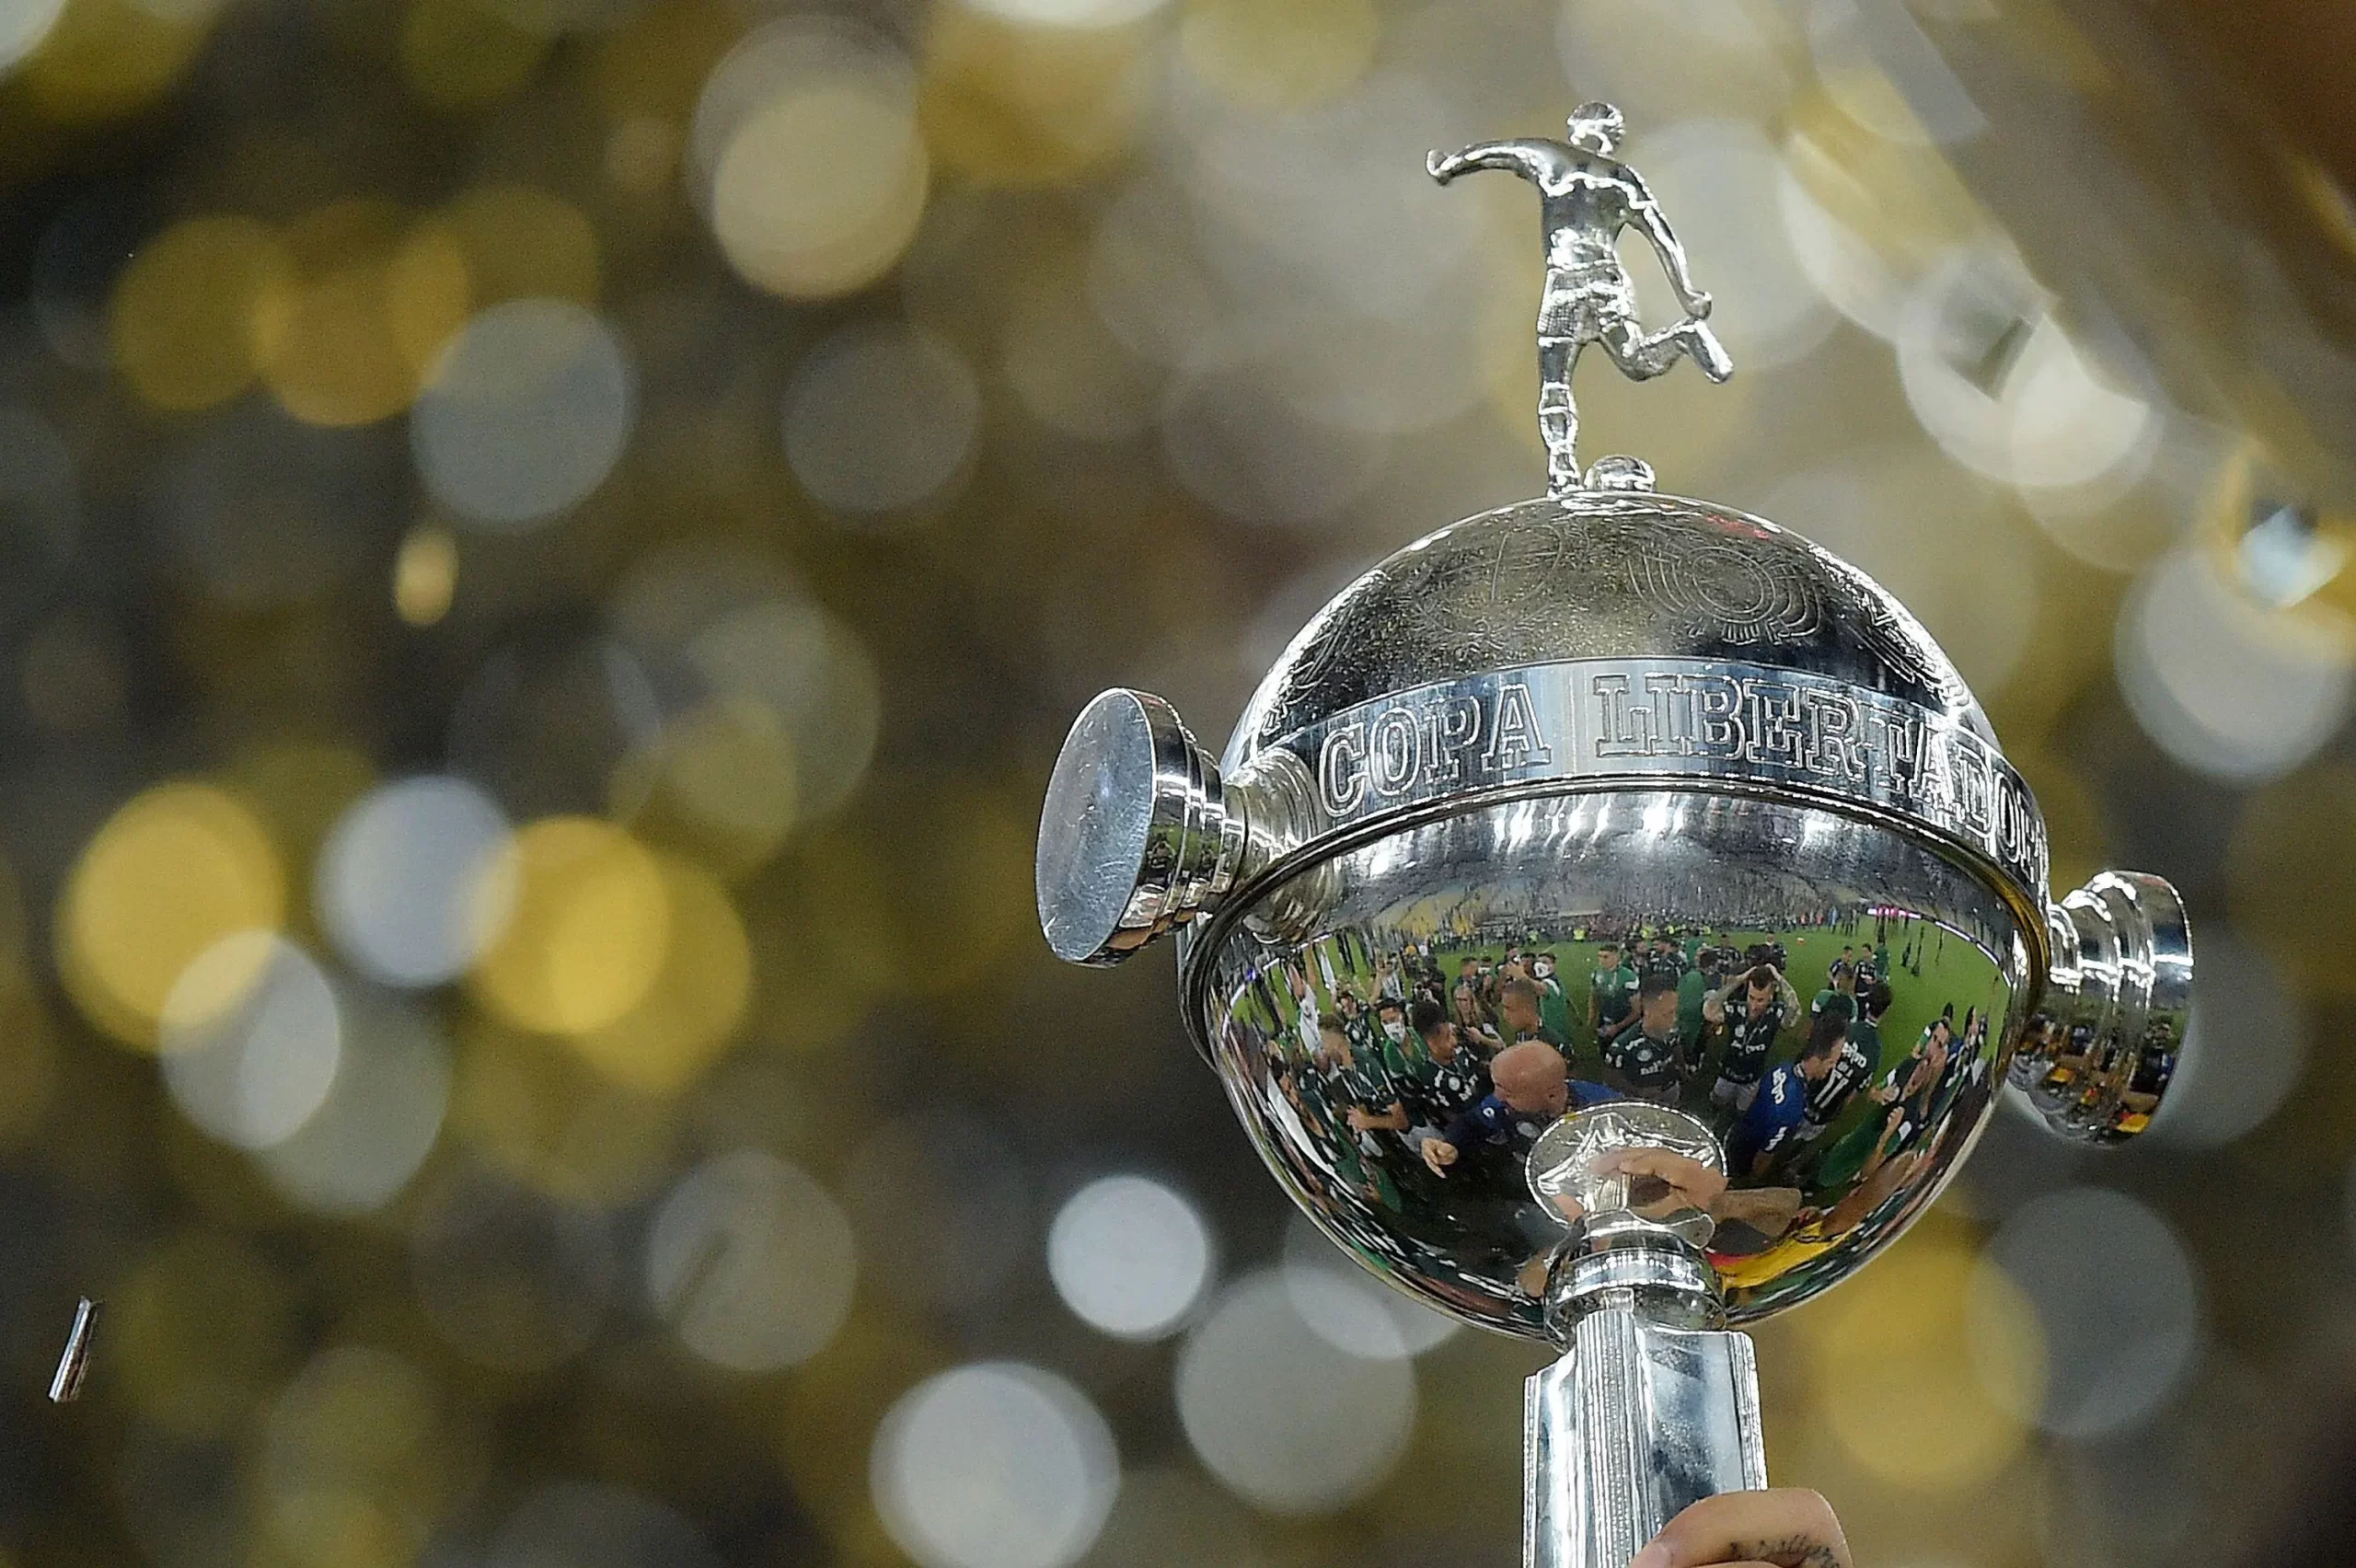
[{"xmin": 1228, "ymin": 908, "xmax": 2057, "ymax": 1309}]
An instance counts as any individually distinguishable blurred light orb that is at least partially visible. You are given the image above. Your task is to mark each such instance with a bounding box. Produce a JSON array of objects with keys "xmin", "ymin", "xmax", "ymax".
[
  {"xmin": 968, "ymin": 0, "xmax": 1168, "ymax": 26},
  {"xmin": 1980, "ymin": 1186, "xmax": 2200, "ymax": 1438},
  {"xmin": 1555, "ymin": 0, "xmax": 1797, "ymax": 128},
  {"xmin": 160, "ymin": 932, "xmax": 341, "ymax": 1150},
  {"xmin": 0, "ymin": 0, "xmax": 68, "ymax": 72},
  {"xmin": 1280, "ymin": 1213, "xmax": 1458, "ymax": 1357},
  {"xmin": 698, "ymin": 21, "xmax": 929, "ymax": 301},
  {"xmin": 110, "ymin": 215, "xmax": 288, "ymax": 411},
  {"xmin": 1896, "ymin": 247, "xmax": 2154, "ymax": 496},
  {"xmin": 393, "ymin": 524, "xmax": 459, "ymax": 627},
  {"xmin": 60, "ymin": 781, "xmax": 285, "ymax": 1048},
  {"xmin": 411, "ymin": 1168, "xmax": 618, "ymax": 1372},
  {"xmin": 260, "ymin": 1345, "xmax": 441, "ymax": 1568},
  {"xmin": 610, "ymin": 695, "xmax": 800, "ymax": 873},
  {"xmin": 2149, "ymin": 929, "xmax": 2305, "ymax": 1148},
  {"xmin": 489, "ymin": 1482, "xmax": 721, "ymax": 1568},
  {"xmin": 571, "ymin": 855, "xmax": 751, "ymax": 1094},
  {"xmin": 873, "ymin": 1362, "xmax": 1119, "ymax": 1568},
  {"xmin": 782, "ymin": 322, "xmax": 979, "ymax": 518},
  {"xmin": 683, "ymin": 596, "xmax": 883, "ymax": 822},
  {"xmin": 255, "ymin": 200, "xmax": 439, "ymax": 429},
  {"xmin": 1174, "ymin": 1268, "xmax": 1415, "ymax": 1514},
  {"xmin": 1808, "ymin": 1227, "xmax": 2035, "ymax": 1490},
  {"xmin": 413, "ymin": 299, "xmax": 636, "ymax": 531},
  {"xmin": 1178, "ymin": 0, "xmax": 1378, "ymax": 110},
  {"xmin": 1635, "ymin": 120, "xmax": 1835, "ymax": 371},
  {"xmin": 1047, "ymin": 1174, "xmax": 1212, "ymax": 1341},
  {"xmin": 318, "ymin": 777, "xmax": 518, "ymax": 988},
  {"xmin": 260, "ymin": 986, "xmax": 452, "ymax": 1215},
  {"xmin": 645, "ymin": 1148, "xmax": 854, "ymax": 1371},
  {"xmin": 470, "ymin": 816, "xmax": 670, "ymax": 1035},
  {"xmin": 1161, "ymin": 362, "xmax": 1386, "ymax": 527},
  {"xmin": 2117, "ymin": 547, "xmax": 2355, "ymax": 783}
]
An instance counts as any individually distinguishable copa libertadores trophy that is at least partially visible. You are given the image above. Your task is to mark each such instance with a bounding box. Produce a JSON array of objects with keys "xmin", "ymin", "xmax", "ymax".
[{"xmin": 1035, "ymin": 103, "xmax": 2193, "ymax": 1568}]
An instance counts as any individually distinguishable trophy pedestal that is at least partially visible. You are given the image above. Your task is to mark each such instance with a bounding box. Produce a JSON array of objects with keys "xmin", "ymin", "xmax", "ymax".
[{"xmin": 1526, "ymin": 1305, "xmax": 1766, "ymax": 1568}]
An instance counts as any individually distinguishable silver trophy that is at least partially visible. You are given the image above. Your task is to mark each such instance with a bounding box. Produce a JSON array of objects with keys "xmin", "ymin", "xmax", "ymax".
[{"xmin": 1034, "ymin": 103, "xmax": 2192, "ymax": 1568}]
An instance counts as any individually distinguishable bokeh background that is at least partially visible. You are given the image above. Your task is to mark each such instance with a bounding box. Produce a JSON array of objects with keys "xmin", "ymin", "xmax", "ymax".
[{"xmin": 0, "ymin": 0, "xmax": 2351, "ymax": 1564}]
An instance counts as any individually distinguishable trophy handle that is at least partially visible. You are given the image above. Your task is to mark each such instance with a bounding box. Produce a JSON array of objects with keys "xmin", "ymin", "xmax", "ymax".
[
  {"xmin": 2012, "ymin": 870, "xmax": 2193, "ymax": 1143},
  {"xmin": 1526, "ymin": 1309, "xmax": 1766, "ymax": 1568}
]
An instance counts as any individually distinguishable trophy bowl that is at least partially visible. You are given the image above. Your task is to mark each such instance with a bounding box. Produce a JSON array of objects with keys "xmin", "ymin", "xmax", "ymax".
[{"xmin": 1037, "ymin": 486, "xmax": 2191, "ymax": 1337}]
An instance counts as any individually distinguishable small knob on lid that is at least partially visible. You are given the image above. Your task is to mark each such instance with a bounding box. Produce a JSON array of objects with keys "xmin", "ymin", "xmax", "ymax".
[{"xmin": 1036, "ymin": 689, "xmax": 1242, "ymax": 966}]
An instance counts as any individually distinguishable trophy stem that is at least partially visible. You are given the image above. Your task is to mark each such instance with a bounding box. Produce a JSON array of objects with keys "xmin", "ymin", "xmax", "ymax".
[{"xmin": 1526, "ymin": 1228, "xmax": 1766, "ymax": 1568}]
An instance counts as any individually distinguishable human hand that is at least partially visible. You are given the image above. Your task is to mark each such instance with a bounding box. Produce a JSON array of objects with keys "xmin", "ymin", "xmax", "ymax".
[
  {"xmin": 1426, "ymin": 150, "xmax": 1458, "ymax": 183},
  {"xmin": 1422, "ymin": 1139, "xmax": 1460, "ymax": 1177},
  {"xmin": 1683, "ymin": 289, "xmax": 1713, "ymax": 320},
  {"xmin": 1630, "ymin": 1489, "xmax": 1851, "ymax": 1568}
]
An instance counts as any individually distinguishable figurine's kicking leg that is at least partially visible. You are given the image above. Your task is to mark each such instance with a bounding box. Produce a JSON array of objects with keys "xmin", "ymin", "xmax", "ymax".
[
  {"xmin": 1537, "ymin": 335, "xmax": 1580, "ymax": 494},
  {"xmin": 1600, "ymin": 317, "xmax": 1733, "ymax": 383}
]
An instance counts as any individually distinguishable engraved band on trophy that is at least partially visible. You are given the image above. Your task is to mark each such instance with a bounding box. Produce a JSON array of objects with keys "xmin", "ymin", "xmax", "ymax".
[{"xmin": 1034, "ymin": 103, "xmax": 2194, "ymax": 1568}]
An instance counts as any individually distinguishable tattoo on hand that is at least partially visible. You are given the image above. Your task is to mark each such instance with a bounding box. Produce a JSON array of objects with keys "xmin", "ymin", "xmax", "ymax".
[{"xmin": 1730, "ymin": 1536, "xmax": 1841, "ymax": 1568}]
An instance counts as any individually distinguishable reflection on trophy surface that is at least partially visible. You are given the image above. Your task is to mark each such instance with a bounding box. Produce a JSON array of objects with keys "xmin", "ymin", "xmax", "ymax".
[{"xmin": 1035, "ymin": 102, "xmax": 2194, "ymax": 1568}]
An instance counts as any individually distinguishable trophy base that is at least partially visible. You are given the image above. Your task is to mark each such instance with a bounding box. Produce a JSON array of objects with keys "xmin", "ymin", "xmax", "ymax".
[{"xmin": 1525, "ymin": 1304, "xmax": 1767, "ymax": 1568}]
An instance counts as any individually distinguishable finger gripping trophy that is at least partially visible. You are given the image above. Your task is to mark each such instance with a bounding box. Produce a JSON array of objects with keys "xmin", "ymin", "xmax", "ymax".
[{"xmin": 1035, "ymin": 104, "xmax": 2192, "ymax": 1568}]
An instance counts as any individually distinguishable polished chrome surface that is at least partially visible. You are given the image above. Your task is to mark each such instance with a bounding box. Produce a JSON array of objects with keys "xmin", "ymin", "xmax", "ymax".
[
  {"xmin": 1429, "ymin": 102, "xmax": 1731, "ymax": 495},
  {"xmin": 1266, "ymin": 654, "xmax": 2046, "ymax": 911},
  {"xmin": 1032, "ymin": 96, "xmax": 2202, "ymax": 1568},
  {"xmin": 1190, "ymin": 787, "xmax": 2033, "ymax": 1332},
  {"xmin": 2010, "ymin": 871, "xmax": 2193, "ymax": 1144},
  {"xmin": 1038, "ymin": 688, "xmax": 1323, "ymax": 965},
  {"xmin": 48, "ymin": 1297, "xmax": 98, "ymax": 1404},
  {"xmin": 1227, "ymin": 489, "xmax": 1993, "ymax": 769},
  {"xmin": 1526, "ymin": 1312, "xmax": 1764, "ymax": 1568}
]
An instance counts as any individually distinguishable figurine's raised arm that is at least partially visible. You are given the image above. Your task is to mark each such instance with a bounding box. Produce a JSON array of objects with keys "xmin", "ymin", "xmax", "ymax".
[
  {"xmin": 1625, "ymin": 168, "xmax": 1712, "ymax": 319},
  {"xmin": 1426, "ymin": 139, "xmax": 1570, "ymax": 188}
]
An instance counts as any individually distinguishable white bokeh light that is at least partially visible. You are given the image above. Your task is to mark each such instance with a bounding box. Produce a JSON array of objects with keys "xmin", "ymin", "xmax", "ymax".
[
  {"xmin": 160, "ymin": 932, "xmax": 341, "ymax": 1150},
  {"xmin": 645, "ymin": 1148, "xmax": 856, "ymax": 1372},
  {"xmin": 2146, "ymin": 930, "xmax": 2306, "ymax": 1148},
  {"xmin": 316, "ymin": 776, "xmax": 517, "ymax": 988},
  {"xmin": 2117, "ymin": 547, "xmax": 2356, "ymax": 783},
  {"xmin": 873, "ymin": 1362, "xmax": 1119, "ymax": 1568},
  {"xmin": 257, "ymin": 985, "xmax": 451, "ymax": 1215},
  {"xmin": 1975, "ymin": 1185, "xmax": 2200, "ymax": 1438},
  {"xmin": 413, "ymin": 299, "xmax": 637, "ymax": 532},
  {"xmin": 1174, "ymin": 1268, "xmax": 1415, "ymax": 1514},
  {"xmin": 1280, "ymin": 1213, "xmax": 1459, "ymax": 1358},
  {"xmin": 782, "ymin": 322, "xmax": 979, "ymax": 519},
  {"xmin": 1047, "ymin": 1174, "xmax": 1213, "ymax": 1342}
]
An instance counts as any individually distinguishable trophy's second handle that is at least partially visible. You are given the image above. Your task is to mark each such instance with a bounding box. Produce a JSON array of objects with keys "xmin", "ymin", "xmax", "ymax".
[{"xmin": 1525, "ymin": 1304, "xmax": 1767, "ymax": 1568}]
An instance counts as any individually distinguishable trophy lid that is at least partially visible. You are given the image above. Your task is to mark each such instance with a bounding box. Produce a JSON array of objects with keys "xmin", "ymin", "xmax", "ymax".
[{"xmin": 1210, "ymin": 487, "xmax": 2050, "ymax": 917}]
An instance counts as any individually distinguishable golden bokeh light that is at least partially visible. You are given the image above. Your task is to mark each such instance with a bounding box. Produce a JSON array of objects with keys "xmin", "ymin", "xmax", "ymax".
[
  {"xmin": 260, "ymin": 1347, "xmax": 464, "ymax": 1568},
  {"xmin": 1802, "ymin": 1220, "xmax": 2040, "ymax": 1492},
  {"xmin": 1176, "ymin": 0, "xmax": 1378, "ymax": 110},
  {"xmin": 469, "ymin": 815, "xmax": 672, "ymax": 1035},
  {"xmin": 610, "ymin": 695, "xmax": 799, "ymax": 875},
  {"xmin": 2228, "ymin": 763, "xmax": 2356, "ymax": 998},
  {"xmin": 18, "ymin": 0, "xmax": 215, "ymax": 123},
  {"xmin": 59, "ymin": 780, "xmax": 285, "ymax": 1048},
  {"xmin": 110, "ymin": 214, "xmax": 290, "ymax": 412},
  {"xmin": 113, "ymin": 1228, "xmax": 301, "ymax": 1436},
  {"xmin": 569, "ymin": 854, "xmax": 752, "ymax": 1095},
  {"xmin": 254, "ymin": 200, "xmax": 463, "ymax": 428},
  {"xmin": 394, "ymin": 523, "xmax": 460, "ymax": 627},
  {"xmin": 921, "ymin": 1, "xmax": 1149, "ymax": 183},
  {"xmin": 710, "ymin": 77, "xmax": 930, "ymax": 300},
  {"xmin": 394, "ymin": 184, "xmax": 601, "ymax": 375},
  {"xmin": 449, "ymin": 1016, "xmax": 679, "ymax": 1203}
]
